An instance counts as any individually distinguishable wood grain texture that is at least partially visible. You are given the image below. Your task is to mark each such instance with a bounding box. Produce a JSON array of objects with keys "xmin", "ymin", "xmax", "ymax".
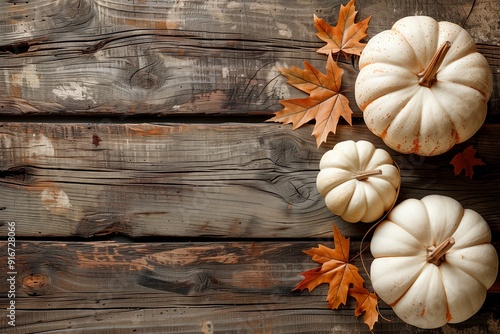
[
  {"xmin": 0, "ymin": 240, "xmax": 498, "ymax": 333},
  {"xmin": 0, "ymin": 1, "xmax": 499, "ymax": 332},
  {"xmin": 0, "ymin": 122, "xmax": 499, "ymax": 240},
  {"xmin": 0, "ymin": 0, "xmax": 498, "ymax": 117}
]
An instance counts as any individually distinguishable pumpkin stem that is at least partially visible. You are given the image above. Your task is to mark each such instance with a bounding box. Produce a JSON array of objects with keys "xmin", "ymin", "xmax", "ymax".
[
  {"xmin": 355, "ymin": 169, "xmax": 383, "ymax": 181},
  {"xmin": 427, "ymin": 237, "xmax": 455, "ymax": 266},
  {"xmin": 418, "ymin": 41, "xmax": 452, "ymax": 88}
]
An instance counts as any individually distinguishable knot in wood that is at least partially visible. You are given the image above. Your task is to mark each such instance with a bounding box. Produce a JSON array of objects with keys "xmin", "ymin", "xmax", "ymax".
[
  {"xmin": 130, "ymin": 63, "xmax": 166, "ymax": 90},
  {"xmin": 22, "ymin": 273, "xmax": 50, "ymax": 296},
  {"xmin": 269, "ymin": 137, "xmax": 301, "ymax": 168},
  {"xmin": 61, "ymin": 0, "xmax": 94, "ymax": 31},
  {"xmin": 133, "ymin": 71, "xmax": 159, "ymax": 90}
]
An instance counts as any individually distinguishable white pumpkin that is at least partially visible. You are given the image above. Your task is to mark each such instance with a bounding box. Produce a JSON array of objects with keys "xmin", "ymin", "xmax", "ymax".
[
  {"xmin": 370, "ymin": 195, "xmax": 498, "ymax": 329},
  {"xmin": 316, "ymin": 140, "xmax": 400, "ymax": 223},
  {"xmin": 355, "ymin": 16, "xmax": 493, "ymax": 156}
]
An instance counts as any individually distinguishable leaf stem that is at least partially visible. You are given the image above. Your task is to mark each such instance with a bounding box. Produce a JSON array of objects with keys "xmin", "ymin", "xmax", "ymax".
[
  {"xmin": 349, "ymin": 243, "xmax": 371, "ymax": 263},
  {"xmin": 427, "ymin": 237, "xmax": 455, "ymax": 266},
  {"xmin": 418, "ymin": 41, "xmax": 452, "ymax": 88}
]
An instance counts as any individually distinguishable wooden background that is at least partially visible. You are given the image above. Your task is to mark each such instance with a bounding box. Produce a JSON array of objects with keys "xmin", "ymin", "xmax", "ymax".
[{"xmin": 0, "ymin": 0, "xmax": 498, "ymax": 332}]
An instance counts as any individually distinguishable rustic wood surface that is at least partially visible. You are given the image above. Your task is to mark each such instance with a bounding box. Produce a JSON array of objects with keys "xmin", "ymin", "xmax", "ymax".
[
  {"xmin": 0, "ymin": 241, "xmax": 499, "ymax": 333},
  {"xmin": 0, "ymin": 122, "xmax": 499, "ymax": 240},
  {"xmin": 0, "ymin": 0, "xmax": 499, "ymax": 333},
  {"xmin": 0, "ymin": 0, "xmax": 498, "ymax": 117}
]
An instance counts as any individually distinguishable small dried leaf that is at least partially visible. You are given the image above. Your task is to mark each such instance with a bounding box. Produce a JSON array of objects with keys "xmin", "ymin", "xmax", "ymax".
[
  {"xmin": 450, "ymin": 145, "xmax": 485, "ymax": 179},
  {"xmin": 349, "ymin": 285, "xmax": 379, "ymax": 330},
  {"xmin": 294, "ymin": 225, "xmax": 379, "ymax": 329},
  {"xmin": 314, "ymin": 0, "xmax": 371, "ymax": 58},
  {"xmin": 267, "ymin": 53, "xmax": 352, "ymax": 147}
]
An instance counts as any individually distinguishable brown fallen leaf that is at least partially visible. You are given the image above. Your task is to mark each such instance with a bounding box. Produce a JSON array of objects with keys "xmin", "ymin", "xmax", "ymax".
[
  {"xmin": 450, "ymin": 145, "xmax": 485, "ymax": 179},
  {"xmin": 267, "ymin": 53, "xmax": 352, "ymax": 147},
  {"xmin": 294, "ymin": 225, "xmax": 378, "ymax": 330},
  {"xmin": 314, "ymin": 0, "xmax": 371, "ymax": 58},
  {"xmin": 349, "ymin": 285, "xmax": 379, "ymax": 330}
]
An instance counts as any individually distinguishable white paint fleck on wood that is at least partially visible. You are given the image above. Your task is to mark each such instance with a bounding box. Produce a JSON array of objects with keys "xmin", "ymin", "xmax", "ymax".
[
  {"xmin": 1, "ymin": 132, "xmax": 54, "ymax": 162},
  {"xmin": 52, "ymin": 82, "xmax": 96, "ymax": 102},
  {"xmin": 41, "ymin": 187, "xmax": 73, "ymax": 211},
  {"xmin": 266, "ymin": 62, "xmax": 290, "ymax": 100},
  {"xmin": 27, "ymin": 134, "xmax": 55, "ymax": 159},
  {"xmin": 11, "ymin": 64, "xmax": 40, "ymax": 89},
  {"xmin": 222, "ymin": 67, "xmax": 229, "ymax": 79},
  {"xmin": 276, "ymin": 22, "xmax": 292, "ymax": 38}
]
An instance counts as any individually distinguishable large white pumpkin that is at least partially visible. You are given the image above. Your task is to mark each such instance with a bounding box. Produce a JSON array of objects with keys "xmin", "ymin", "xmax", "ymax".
[
  {"xmin": 355, "ymin": 16, "xmax": 493, "ymax": 156},
  {"xmin": 316, "ymin": 140, "xmax": 400, "ymax": 223},
  {"xmin": 370, "ymin": 195, "xmax": 498, "ymax": 328}
]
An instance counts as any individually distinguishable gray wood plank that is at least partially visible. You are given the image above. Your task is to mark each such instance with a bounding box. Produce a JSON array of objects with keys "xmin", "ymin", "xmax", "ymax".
[
  {"xmin": 0, "ymin": 240, "xmax": 498, "ymax": 333},
  {"xmin": 0, "ymin": 122, "xmax": 499, "ymax": 239},
  {"xmin": 0, "ymin": 0, "xmax": 497, "ymax": 117}
]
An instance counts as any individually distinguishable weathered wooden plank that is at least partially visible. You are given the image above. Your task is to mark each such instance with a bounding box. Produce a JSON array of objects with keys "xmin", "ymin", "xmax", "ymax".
[
  {"xmin": 0, "ymin": 241, "xmax": 498, "ymax": 332},
  {"xmin": 2, "ymin": 0, "xmax": 498, "ymax": 45},
  {"xmin": 0, "ymin": 0, "xmax": 498, "ymax": 117},
  {"xmin": 2, "ymin": 307, "xmax": 496, "ymax": 333},
  {"xmin": 0, "ymin": 2, "xmax": 498, "ymax": 334},
  {"xmin": 1, "ymin": 303, "xmax": 498, "ymax": 334},
  {"xmin": 1, "ymin": 122, "xmax": 499, "ymax": 239}
]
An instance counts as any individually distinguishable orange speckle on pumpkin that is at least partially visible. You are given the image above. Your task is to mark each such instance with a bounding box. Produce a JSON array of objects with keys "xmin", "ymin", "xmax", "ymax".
[
  {"xmin": 411, "ymin": 138, "xmax": 421, "ymax": 153},
  {"xmin": 446, "ymin": 308, "xmax": 453, "ymax": 322}
]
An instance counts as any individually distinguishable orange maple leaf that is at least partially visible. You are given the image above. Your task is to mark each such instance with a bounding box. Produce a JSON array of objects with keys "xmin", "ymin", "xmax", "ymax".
[
  {"xmin": 294, "ymin": 225, "xmax": 378, "ymax": 329},
  {"xmin": 267, "ymin": 53, "xmax": 353, "ymax": 147},
  {"xmin": 349, "ymin": 285, "xmax": 379, "ymax": 330},
  {"xmin": 314, "ymin": 0, "xmax": 371, "ymax": 58},
  {"xmin": 450, "ymin": 145, "xmax": 485, "ymax": 179}
]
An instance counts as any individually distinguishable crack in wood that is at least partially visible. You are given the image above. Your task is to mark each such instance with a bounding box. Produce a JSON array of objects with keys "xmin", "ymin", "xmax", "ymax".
[
  {"xmin": 0, "ymin": 166, "xmax": 27, "ymax": 181},
  {"xmin": 0, "ymin": 37, "xmax": 48, "ymax": 54}
]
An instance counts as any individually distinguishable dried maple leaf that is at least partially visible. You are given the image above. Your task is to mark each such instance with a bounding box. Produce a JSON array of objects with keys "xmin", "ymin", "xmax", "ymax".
[
  {"xmin": 314, "ymin": 0, "xmax": 371, "ymax": 58},
  {"xmin": 294, "ymin": 225, "xmax": 378, "ymax": 330},
  {"xmin": 450, "ymin": 145, "xmax": 485, "ymax": 179},
  {"xmin": 267, "ymin": 53, "xmax": 353, "ymax": 147},
  {"xmin": 349, "ymin": 285, "xmax": 379, "ymax": 330}
]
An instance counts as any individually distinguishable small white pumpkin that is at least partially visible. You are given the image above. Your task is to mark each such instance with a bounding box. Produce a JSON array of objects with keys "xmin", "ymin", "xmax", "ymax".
[
  {"xmin": 370, "ymin": 195, "xmax": 498, "ymax": 329},
  {"xmin": 316, "ymin": 140, "xmax": 400, "ymax": 223},
  {"xmin": 355, "ymin": 16, "xmax": 493, "ymax": 156}
]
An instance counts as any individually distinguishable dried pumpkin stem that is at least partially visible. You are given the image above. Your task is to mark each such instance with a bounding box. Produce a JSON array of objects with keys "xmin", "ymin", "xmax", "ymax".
[
  {"xmin": 355, "ymin": 169, "xmax": 383, "ymax": 181},
  {"xmin": 418, "ymin": 41, "xmax": 452, "ymax": 88},
  {"xmin": 427, "ymin": 237, "xmax": 455, "ymax": 266}
]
